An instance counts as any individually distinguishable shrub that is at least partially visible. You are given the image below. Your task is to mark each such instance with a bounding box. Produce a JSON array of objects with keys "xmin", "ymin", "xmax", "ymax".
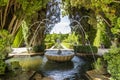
[
  {"xmin": 62, "ymin": 42, "xmax": 73, "ymax": 49},
  {"xmin": 45, "ymin": 43, "xmax": 54, "ymax": 49},
  {"xmin": 32, "ymin": 44, "xmax": 46, "ymax": 52},
  {"xmin": 0, "ymin": 60, "xmax": 6, "ymax": 75},
  {"xmin": 74, "ymin": 45, "xmax": 98, "ymax": 53},
  {"xmin": 0, "ymin": 30, "xmax": 13, "ymax": 75},
  {"xmin": 93, "ymin": 57, "xmax": 107, "ymax": 74},
  {"xmin": 103, "ymin": 47, "xmax": 120, "ymax": 79},
  {"xmin": 93, "ymin": 22, "xmax": 111, "ymax": 48}
]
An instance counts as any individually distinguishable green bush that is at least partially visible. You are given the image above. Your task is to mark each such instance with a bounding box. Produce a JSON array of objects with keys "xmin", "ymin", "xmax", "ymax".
[
  {"xmin": 103, "ymin": 47, "xmax": 120, "ymax": 79},
  {"xmin": 93, "ymin": 57, "xmax": 107, "ymax": 74},
  {"xmin": 94, "ymin": 21, "xmax": 111, "ymax": 48},
  {"xmin": 62, "ymin": 42, "xmax": 73, "ymax": 49},
  {"xmin": 0, "ymin": 60, "xmax": 6, "ymax": 75},
  {"xmin": 32, "ymin": 44, "xmax": 46, "ymax": 52},
  {"xmin": 93, "ymin": 58, "xmax": 103, "ymax": 70},
  {"xmin": 0, "ymin": 30, "xmax": 13, "ymax": 75},
  {"xmin": 45, "ymin": 43, "xmax": 54, "ymax": 49},
  {"xmin": 74, "ymin": 45, "xmax": 98, "ymax": 53}
]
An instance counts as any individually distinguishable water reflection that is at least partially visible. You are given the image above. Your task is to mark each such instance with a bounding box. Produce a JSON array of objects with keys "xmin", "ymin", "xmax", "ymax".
[
  {"xmin": 6, "ymin": 56, "xmax": 88, "ymax": 80},
  {"xmin": 42, "ymin": 61, "xmax": 74, "ymax": 71},
  {"xmin": 40, "ymin": 56, "xmax": 86, "ymax": 80},
  {"xmin": 6, "ymin": 56, "xmax": 42, "ymax": 70}
]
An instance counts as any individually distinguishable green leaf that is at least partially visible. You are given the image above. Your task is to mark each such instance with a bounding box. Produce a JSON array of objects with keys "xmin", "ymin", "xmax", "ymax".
[{"xmin": 12, "ymin": 27, "xmax": 23, "ymax": 48}]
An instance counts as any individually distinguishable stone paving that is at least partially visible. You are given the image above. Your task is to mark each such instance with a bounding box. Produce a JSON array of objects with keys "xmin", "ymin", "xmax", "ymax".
[{"xmin": 97, "ymin": 48, "xmax": 109, "ymax": 56}]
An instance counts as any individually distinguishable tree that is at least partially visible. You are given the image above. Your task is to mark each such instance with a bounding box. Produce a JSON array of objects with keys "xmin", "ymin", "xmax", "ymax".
[
  {"xmin": 62, "ymin": 0, "xmax": 120, "ymax": 45},
  {"xmin": 0, "ymin": 0, "xmax": 49, "ymax": 36},
  {"xmin": 0, "ymin": 0, "xmax": 49, "ymax": 47},
  {"xmin": 94, "ymin": 17, "xmax": 111, "ymax": 48},
  {"xmin": 62, "ymin": 0, "xmax": 97, "ymax": 45}
]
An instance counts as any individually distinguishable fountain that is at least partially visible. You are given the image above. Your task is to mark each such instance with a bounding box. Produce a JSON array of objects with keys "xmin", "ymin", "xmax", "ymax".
[
  {"xmin": 45, "ymin": 38, "xmax": 74, "ymax": 62},
  {"xmin": 4, "ymin": 0, "xmax": 99, "ymax": 80}
]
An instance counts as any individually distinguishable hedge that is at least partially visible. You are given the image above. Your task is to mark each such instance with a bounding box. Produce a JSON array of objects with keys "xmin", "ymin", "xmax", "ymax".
[{"xmin": 74, "ymin": 45, "xmax": 98, "ymax": 53}]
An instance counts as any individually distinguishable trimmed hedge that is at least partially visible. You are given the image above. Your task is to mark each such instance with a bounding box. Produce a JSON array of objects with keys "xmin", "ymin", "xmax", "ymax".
[
  {"xmin": 74, "ymin": 45, "xmax": 98, "ymax": 53},
  {"xmin": 32, "ymin": 44, "xmax": 46, "ymax": 52}
]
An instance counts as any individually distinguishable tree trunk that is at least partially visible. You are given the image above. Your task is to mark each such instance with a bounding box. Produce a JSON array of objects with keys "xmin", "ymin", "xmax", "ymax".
[{"xmin": 1, "ymin": 0, "xmax": 10, "ymax": 29}]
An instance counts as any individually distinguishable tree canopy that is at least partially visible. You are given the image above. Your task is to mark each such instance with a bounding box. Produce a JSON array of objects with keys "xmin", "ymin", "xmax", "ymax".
[
  {"xmin": 0, "ymin": 0, "xmax": 49, "ymax": 35},
  {"xmin": 62, "ymin": 0, "xmax": 120, "ymax": 46}
]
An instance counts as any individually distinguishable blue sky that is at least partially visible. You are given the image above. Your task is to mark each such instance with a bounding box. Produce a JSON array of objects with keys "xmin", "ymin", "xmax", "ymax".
[{"xmin": 50, "ymin": 14, "xmax": 71, "ymax": 34}]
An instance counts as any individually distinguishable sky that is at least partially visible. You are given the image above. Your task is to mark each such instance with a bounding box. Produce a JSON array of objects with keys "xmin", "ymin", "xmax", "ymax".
[{"xmin": 50, "ymin": 14, "xmax": 71, "ymax": 34}]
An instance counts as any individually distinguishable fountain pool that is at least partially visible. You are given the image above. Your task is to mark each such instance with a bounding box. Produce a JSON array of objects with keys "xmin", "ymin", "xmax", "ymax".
[
  {"xmin": 45, "ymin": 49, "xmax": 74, "ymax": 62},
  {"xmin": 40, "ymin": 56, "xmax": 89, "ymax": 80},
  {"xmin": 6, "ymin": 52, "xmax": 90, "ymax": 80}
]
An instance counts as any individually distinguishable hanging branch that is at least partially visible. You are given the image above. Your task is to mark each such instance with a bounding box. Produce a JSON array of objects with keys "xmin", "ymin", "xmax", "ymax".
[
  {"xmin": 11, "ymin": 19, "xmax": 19, "ymax": 35},
  {"xmin": 100, "ymin": 15, "xmax": 112, "ymax": 27},
  {"xmin": 0, "ymin": 9, "xmax": 2, "ymax": 27},
  {"xmin": 8, "ymin": 14, "xmax": 17, "ymax": 32},
  {"xmin": 14, "ymin": 17, "xmax": 24, "ymax": 34},
  {"xmin": 112, "ymin": 0, "xmax": 120, "ymax": 3},
  {"xmin": 1, "ymin": 0, "xmax": 10, "ymax": 29},
  {"xmin": 11, "ymin": 18, "xmax": 23, "ymax": 36}
]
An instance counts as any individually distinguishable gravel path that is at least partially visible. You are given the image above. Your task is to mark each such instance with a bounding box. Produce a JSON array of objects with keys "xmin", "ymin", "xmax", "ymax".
[{"xmin": 97, "ymin": 48, "xmax": 109, "ymax": 56}]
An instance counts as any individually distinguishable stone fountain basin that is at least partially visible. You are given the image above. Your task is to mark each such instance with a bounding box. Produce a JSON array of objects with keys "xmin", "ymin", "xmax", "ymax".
[{"xmin": 45, "ymin": 49, "xmax": 74, "ymax": 62}]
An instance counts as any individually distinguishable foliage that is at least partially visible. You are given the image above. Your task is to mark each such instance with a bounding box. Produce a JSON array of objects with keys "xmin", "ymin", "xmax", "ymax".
[
  {"xmin": 103, "ymin": 47, "xmax": 120, "ymax": 79},
  {"xmin": 0, "ymin": 29, "xmax": 13, "ymax": 58},
  {"xmin": 63, "ymin": 32, "xmax": 79, "ymax": 44},
  {"xmin": 62, "ymin": 0, "xmax": 120, "ymax": 46},
  {"xmin": 0, "ymin": 60, "xmax": 6, "ymax": 75},
  {"xmin": 94, "ymin": 19, "xmax": 111, "ymax": 48},
  {"xmin": 86, "ymin": 27, "xmax": 97, "ymax": 45},
  {"xmin": 0, "ymin": 0, "xmax": 49, "ymax": 36},
  {"xmin": 93, "ymin": 57, "xmax": 107, "ymax": 74},
  {"xmin": 62, "ymin": 1, "xmax": 97, "ymax": 45},
  {"xmin": 62, "ymin": 42, "xmax": 73, "ymax": 49},
  {"xmin": 45, "ymin": 34, "xmax": 57, "ymax": 43},
  {"xmin": 45, "ymin": 43, "xmax": 54, "ymax": 49},
  {"xmin": 21, "ymin": 21, "xmax": 29, "ymax": 47},
  {"xmin": 0, "ymin": 29, "xmax": 13, "ymax": 75},
  {"xmin": 12, "ymin": 27, "xmax": 23, "ymax": 47},
  {"xmin": 45, "ymin": 33, "xmax": 69, "ymax": 48},
  {"xmin": 93, "ymin": 58, "xmax": 103, "ymax": 70},
  {"xmin": 45, "ymin": 33, "xmax": 79, "ymax": 49},
  {"xmin": 0, "ymin": 0, "xmax": 8, "ymax": 6},
  {"xmin": 16, "ymin": 0, "xmax": 48, "ymax": 16},
  {"xmin": 74, "ymin": 45, "xmax": 98, "ymax": 53},
  {"xmin": 9, "ymin": 61, "xmax": 21, "ymax": 71},
  {"xmin": 32, "ymin": 43, "xmax": 46, "ymax": 52},
  {"xmin": 111, "ymin": 17, "xmax": 120, "ymax": 38}
]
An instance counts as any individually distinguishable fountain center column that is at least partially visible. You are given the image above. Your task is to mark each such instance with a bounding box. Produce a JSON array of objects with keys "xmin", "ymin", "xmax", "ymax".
[{"xmin": 56, "ymin": 38, "xmax": 62, "ymax": 54}]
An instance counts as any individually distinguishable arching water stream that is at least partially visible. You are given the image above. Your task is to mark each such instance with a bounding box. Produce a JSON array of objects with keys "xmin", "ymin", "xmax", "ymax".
[{"xmin": 6, "ymin": 0, "xmax": 96, "ymax": 80}]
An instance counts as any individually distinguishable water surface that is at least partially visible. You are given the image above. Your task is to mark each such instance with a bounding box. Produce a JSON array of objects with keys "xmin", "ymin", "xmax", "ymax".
[
  {"xmin": 40, "ymin": 56, "xmax": 87, "ymax": 80},
  {"xmin": 6, "ymin": 55, "xmax": 88, "ymax": 80}
]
